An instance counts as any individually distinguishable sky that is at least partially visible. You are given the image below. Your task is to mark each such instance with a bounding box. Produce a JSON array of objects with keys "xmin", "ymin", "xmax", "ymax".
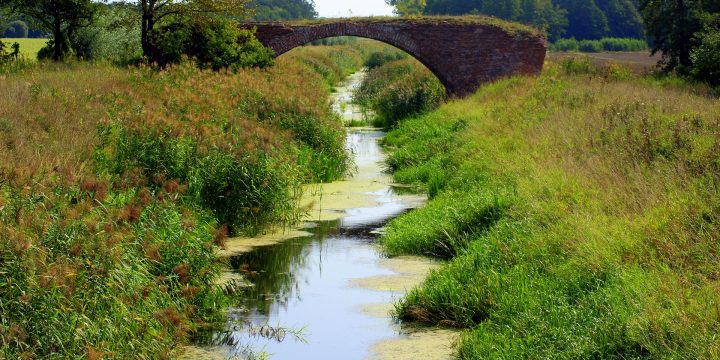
[{"xmin": 314, "ymin": 0, "xmax": 395, "ymax": 18}]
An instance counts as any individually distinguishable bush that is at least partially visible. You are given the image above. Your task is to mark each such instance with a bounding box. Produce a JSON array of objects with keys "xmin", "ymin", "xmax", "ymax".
[
  {"xmin": 154, "ymin": 18, "xmax": 274, "ymax": 70},
  {"xmin": 71, "ymin": 6, "xmax": 142, "ymax": 63},
  {"xmin": 690, "ymin": 28, "xmax": 720, "ymax": 86},
  {"xmin": 578, "ymin": 39, "xmax": 603, "ymax": 52},
  {"xmin": 355, "ymin": 59, "xmax": 445, "ymax": 129},
  {"xmin": 364, "ymin": 49, "xmax": 409, "ymax": 69},
  {"xmin": 553, "ymin": 38, "xmax": 649, "ymax": 53},
  {"xmin": 2, "ymin": 20, "xmax": 28, "ymax": 38},
  {"xmin": 309, "ymin": 36, "xmax": 358, "ymax": 46},
  {"xmin": 600, "ymin": 37, "xmax": 648, "ymax": 52},
  {"xmin": 552, "ymin": 38, "xmax": 580, "ymax": 52}
]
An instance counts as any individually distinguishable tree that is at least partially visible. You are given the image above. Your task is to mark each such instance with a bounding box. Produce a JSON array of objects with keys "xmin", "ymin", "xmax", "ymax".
[
  {"xmin": 250, "ymin": 0, "xmax": 317, "ymax": 20},
  {"xmin": 690, "ymin": 13, "xmax": 720, "ymax": 85},
  {"xmin": 555, "ymin": 0, "xmax": 608, "ymax": 39},
  {"xmin": 2, "ymin": 19, "xmax": 28, "ymax": 37},
  {"xmin": 138, "ymin": 0, "xmax": 251, "ymax": 61},
  {"xmin": 0, "ymin": 0, "xmax": 98, "ymax": 60},
  {"xmin": 385, "ymin": 0, "xmax": 427, "ymax": 16},
  {"xmin": 640, "ymin": 0, "xmax": 704, "ymax": 71},
  {"xmin": 597, "ymin": 0, "xmax": 645, "ymax": 38},
  {"xmin": 154, "ymin": 17, "xmax": 274, "ymax": 69}
]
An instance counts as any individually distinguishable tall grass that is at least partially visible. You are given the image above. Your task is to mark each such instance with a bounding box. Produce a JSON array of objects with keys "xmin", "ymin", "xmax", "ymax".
[
  {"xmin": 381, "ymin": 60, "xmax": 720, "ymax": 358},
  {"xmin": 354, "ymin": 58, "xmax": 445, "ymax": 129},
  {"xmin": 0, "ymin": 45, "xmax": 361, "ymax": 358}
]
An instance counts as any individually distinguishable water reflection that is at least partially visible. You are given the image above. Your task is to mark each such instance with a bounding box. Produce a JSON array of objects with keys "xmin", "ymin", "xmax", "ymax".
[{"xmin": 190, "ymin": 72, "xmax": 434, "ymax": 359}]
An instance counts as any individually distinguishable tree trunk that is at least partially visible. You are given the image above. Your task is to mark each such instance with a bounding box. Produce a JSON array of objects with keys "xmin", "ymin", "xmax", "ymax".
[
  {"xmin": 53, "ymin": 17, "xmax": 63, "ymax": 61},
  {"xmin": 141, "ymin": 0, "xmax": 159, "ymax": 62},
  {"xmin": 141, "ymin": 12, "xmax": 151, "ymax": 59}
]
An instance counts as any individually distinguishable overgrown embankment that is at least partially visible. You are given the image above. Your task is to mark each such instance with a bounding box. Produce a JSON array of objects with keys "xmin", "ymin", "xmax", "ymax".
[
  {"xmin": 380, "ymin": 59, "xmax": 720, "ymax": 358},
  {"xmin": 0, "ymin": 46, "xmax": 362, "ymax": 358},
  {"xmin": 354, "ymin": 56, "xmax": 445, "ymax": 129}
]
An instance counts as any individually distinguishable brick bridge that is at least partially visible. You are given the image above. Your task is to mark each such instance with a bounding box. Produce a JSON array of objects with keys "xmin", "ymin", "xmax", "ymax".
[{"xmin": 244, "ymin": 17, "xmax": 547, "ymax": 97}]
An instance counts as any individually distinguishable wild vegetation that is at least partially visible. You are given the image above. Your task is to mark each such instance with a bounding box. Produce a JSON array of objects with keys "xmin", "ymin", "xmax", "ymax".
[
  {"xmin": 551, "ymin": 37, "xmax": 648, "ymax": 53},
  {"xmin": 641, "ymin": 0, "xmax": 720, "ymax": 85},
  {"xmin": 0, "ymin": 45, "xmax": 362, "ymax": 358},
  {"xmin": 249, "ymin": 0, "xmax": 317, "ymax": 21},
  {"xmin": 379, "ymin": 58, "xmax": 720, "ymax": 358},
  {"xmin": 354, "ymin": 54, "xmax": 444, "ymax": 129}
]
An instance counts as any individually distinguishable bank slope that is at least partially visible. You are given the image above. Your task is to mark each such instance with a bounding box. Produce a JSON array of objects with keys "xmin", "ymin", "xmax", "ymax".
[{"xmin": 380, "ymin": 60, "xmax": 720, "ymax": 358}]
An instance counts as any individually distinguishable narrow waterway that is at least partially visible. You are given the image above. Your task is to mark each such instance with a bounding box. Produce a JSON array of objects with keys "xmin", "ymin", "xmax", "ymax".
[{"xmin": 185, "ymin": 72, "xmax": 456, "ymax": 360}]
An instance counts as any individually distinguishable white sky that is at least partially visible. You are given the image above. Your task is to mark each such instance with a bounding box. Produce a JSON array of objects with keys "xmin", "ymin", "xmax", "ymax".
[{"xmin": 314, "ymin": 0, "xmax": 395, "ymax": 18}]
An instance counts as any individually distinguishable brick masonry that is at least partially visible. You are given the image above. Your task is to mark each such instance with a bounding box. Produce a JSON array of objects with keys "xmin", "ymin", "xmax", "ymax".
[{"xmin": 243, "ymin": 20, "xmax": 547, "ymax": 97}]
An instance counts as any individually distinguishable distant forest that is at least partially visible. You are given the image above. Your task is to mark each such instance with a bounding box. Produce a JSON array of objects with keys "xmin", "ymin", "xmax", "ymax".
[
  {"xmin": 410, "ymin": 0, "xmax": 645, "ymax": 41},
  {"xmin": 3, "ymin": 0, "xmax": 644, "ymax": 42},
  {"xmin": 249, "ymin": 0, "xmax": 318, "ymax": 21}
]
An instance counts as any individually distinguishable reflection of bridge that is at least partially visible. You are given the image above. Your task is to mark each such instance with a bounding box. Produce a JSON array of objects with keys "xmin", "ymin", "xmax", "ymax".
[{"xmin": 243, "ymin": 17, "xmax": 547, "ymax": 97}]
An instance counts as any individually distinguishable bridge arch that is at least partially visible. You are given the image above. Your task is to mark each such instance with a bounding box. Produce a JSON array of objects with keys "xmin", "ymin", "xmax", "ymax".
[{"xmin": 244, "ymin": 18, "xmax": 547, "ymax": 97}]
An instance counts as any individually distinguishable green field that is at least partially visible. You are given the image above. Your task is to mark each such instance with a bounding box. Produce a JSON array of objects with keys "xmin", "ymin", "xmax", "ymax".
[{"xmin": 1, "ymin": 38, "xmax": 47, "ymax": 60}]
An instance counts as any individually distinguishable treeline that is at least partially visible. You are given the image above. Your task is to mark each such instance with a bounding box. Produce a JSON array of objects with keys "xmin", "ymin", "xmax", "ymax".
[
  {"xmin": 388, "ymin": 0, "xmax": 645, "ymax": 41},
  {"xmin": 250, "ymin": 0, "xmax": 317, "ymax": 20}
]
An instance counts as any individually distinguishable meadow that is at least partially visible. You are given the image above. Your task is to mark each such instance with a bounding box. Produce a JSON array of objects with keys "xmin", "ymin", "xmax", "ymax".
[
  {"xmin": 378, "ymin": 57, "xmax": 720, "ymax": 358},
  {"xmin": 0, "ymin": 45, "xmax": 363, "ymax": 358},
  {"xmin": 0, "ymin": 38, "xmax": 46, "ymax": 59}
]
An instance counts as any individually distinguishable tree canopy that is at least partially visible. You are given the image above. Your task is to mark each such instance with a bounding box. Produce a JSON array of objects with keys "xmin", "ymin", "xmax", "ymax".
[
  {"xmin": 641, "ymin": 0, "xmax": 720, "ymax": 84},
  {"xmin": 0, "ymin": 0, "xmax": 98, "ymax": 60},
  {"xmin": 249, "ymin": 0, "xmax": 317, "ymax": 20}
]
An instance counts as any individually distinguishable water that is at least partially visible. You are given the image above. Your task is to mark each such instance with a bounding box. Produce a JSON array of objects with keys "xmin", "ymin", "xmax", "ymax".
[
  {"xmin": 331, "ymin": 71, "xmax": 371, "ymax": 124},
  {"xmin": 186, "ymin": 73, "xmax": 455, "ymax": 360}
]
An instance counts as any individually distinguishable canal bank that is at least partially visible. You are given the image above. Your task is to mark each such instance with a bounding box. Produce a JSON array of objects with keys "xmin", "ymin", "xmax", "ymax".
[{"xmin": 183, "ymin": 72, "xmax": 457, "ymax": 359}]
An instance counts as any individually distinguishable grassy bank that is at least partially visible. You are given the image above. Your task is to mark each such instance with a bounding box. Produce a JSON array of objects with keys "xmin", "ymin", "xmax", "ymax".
[
  {"xmin": 0, "ymin": 46, "xmax": 361, "ymax": 358},
  {"xmin": 354, "ymin": 57, "xmax": 445, "ymax": 129},
  {"xmin": 380, "ymin": 59, "xmax": 720, "ymax": 358}
]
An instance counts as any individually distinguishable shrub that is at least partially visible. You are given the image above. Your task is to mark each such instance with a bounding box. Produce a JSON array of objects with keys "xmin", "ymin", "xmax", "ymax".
[
  {"xmin": 364, "ymin": 49, "xmax": 409, "ymax": 69},
  {"xmin": 71, "ymin": 5, "xmax": 142, "ymax": 63},
  {"xmin": 309, "ymin": 36, "xmax": 358, "ymax": 46},
  {"xmin": 0, "ymin": 39, "xmax": 17, "ymax": 61},
  {"xmin": 154, "ymin": 18, "xmax": 274, "ymax": 70},
  {"xmin": 690, "ymin": 28, "xmax": 720, "ymax": 86},
  {"xmin": 578, "ymin": 39, "xmax": 603, "ymax": 52},
  {"xmin": 553, "ymin": 38, "xmax": 648, "ymax": 53},
  {"xmin": 355, "ymin": 59, "xmax": 445, "ymax": 129},
  {"xmin": 600, "ymin": 37, "xmax": 648, "ymax": 52},
  {"xmin": 552, "ymin": 38, "xmax": 580, "ymax": 52}
]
